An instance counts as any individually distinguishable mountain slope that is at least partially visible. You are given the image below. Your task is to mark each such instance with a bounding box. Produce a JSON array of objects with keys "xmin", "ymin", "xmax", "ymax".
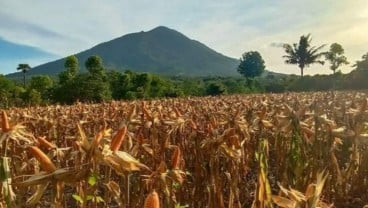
[{"xmin": 7, "ymin": 26, "xmax": 240, "ymax": 77}]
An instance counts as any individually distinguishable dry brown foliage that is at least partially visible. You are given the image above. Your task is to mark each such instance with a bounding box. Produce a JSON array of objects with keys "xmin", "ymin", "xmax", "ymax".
[{"xmin": 1, "ymin": 92, "xmax": 368, "ymax": 207}]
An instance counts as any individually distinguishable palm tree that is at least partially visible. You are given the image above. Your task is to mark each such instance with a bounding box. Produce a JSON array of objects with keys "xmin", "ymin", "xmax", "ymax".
[
  {"xmin": 283, "ymin": 34, "xmax": 325, "ymax": 77},
  {"xmin": 17, "ymin": 63, "xmax": 31, "ymax": 87}
]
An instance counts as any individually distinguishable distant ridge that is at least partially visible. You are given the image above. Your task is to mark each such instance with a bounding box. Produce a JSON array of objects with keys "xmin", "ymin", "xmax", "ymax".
[{"xmin": 7, "ymin": 26, "xmax": 241, "ymax": 77}]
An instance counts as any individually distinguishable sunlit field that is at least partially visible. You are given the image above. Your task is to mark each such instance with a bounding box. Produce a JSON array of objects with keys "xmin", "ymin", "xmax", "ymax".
[{"xmin": 1, "ymin": 91, "xmax": 368, "ymax": 207}]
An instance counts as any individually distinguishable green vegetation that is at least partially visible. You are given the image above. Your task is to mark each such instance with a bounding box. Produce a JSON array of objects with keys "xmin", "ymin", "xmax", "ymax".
[
  {"xmin": 1, "ymin": 50, "xmax": 368, "ymax": 108},
  {"xmin": 2, "ymin": 32, "xmax": 368, "ymax": 108},
  {"xmin": 16, "ymin": 63, "xmax": 31, "ymax": 87},
  {"xmin": 237, "ymin": 51, "xmax": 265, "ymax": 89},
  {"xmin": 283, "ymin": 34, "xmax": 325, "ymax": 77},
  {"xmin": 353, "ymin": 52, "xmax": 368, "ymax": 71},
  {"xmin": 324, "ymin": 43, "xmax": 349, "ymax": 74}
]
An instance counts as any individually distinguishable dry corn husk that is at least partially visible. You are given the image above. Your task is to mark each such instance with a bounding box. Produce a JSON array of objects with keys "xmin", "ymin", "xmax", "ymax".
[
  {"xmin": 29, "ymin": 146, "xmax": 56, "ymax": 173},
  {"xmin": 144, "ymin": 190, "xmax": 160, "ymax": 208}
]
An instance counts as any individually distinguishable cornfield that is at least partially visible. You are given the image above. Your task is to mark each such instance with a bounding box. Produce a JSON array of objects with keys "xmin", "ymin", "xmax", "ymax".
[{"xmin": 1, "ymin": 92, "xmax": 368, "ymax": 208}]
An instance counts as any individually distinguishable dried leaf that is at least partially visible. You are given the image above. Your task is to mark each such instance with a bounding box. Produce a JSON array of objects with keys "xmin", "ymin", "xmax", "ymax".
[
  {"xmin": 261, "ymin": 120, "xmax": 274, "ymax": 129},
  {"xmin": 272, "ymin": 195, "xmax": 296, "ymax": 208},
  {"xmin": 27, "ymin": 183, "xmax": 49, "ymax": 205},
  {"xmin": 104, "ymin": 181, "xmax": 122, "ymax": 206}
]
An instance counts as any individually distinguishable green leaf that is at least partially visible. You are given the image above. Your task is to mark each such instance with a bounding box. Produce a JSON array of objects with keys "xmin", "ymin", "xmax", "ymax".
[
  {"xmin": 172, "ymin": 182, "xmax": 181, "ymax": 190},
  {"xmin": 88, "ymin": 174, "xmax": 97, "ymax": 186},
  {"xmin": 96, "ymin": 196, "xmax": 105, "ymax": 203},
  {"xmin": 175, "ymin": 203, "xmax": 189, "ymax": 208},
  {"xmin": 86, "ymin": 195, "xmax": 94, "ymax": 201},
  {"xmin": 72, "ymin": 194, "xmax": 84, "ymax": 204}
]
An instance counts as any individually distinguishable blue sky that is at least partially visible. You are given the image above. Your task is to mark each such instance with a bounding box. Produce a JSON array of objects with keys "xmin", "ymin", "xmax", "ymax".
[{"xmin": 1, "ymin": 0, "xmax": 367, "ymax": 75}]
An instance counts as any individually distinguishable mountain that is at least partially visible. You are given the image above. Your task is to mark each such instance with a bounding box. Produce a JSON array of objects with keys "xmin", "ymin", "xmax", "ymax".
[{"xmin": 7, "ymin": 26, "xmax": 241, "ymax": 78}]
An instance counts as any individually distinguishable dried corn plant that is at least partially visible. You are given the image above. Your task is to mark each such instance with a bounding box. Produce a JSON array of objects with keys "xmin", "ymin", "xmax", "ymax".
[{"xmin": 0, "ymin": 92, "xmax": 368, "ymax": 207}]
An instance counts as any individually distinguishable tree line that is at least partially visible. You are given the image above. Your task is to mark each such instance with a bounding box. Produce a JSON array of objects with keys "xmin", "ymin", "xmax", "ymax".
[
  {"xmin": 1, "ymin": 34, "xmax": 368, "ymax": 108},
  {"xmin": 0, "ymin": 54, "xmax": 248, "ymax": 108},
  {"xmin": 235, "ymin": 34, "xmax": 368, "ymax": 91},
  {"xmin": 238, "ymin": 34, "xmax": 350, "ymax": 80}
]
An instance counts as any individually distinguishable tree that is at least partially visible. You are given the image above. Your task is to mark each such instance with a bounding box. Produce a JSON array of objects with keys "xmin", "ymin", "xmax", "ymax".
[
  {"xmin": 74, "ymin": 74, "xmax": 111, "ymax": 102},
  {"xmin": 54, "ymin": 55, "xmax": 111, "ymax": 104},
  {"xmin": 237, "ymin": 51, "xmax": 265, "ymax": 89},
  {"xmin": 28, "ymin": 75, "xmax": 53, "ymax": 101},
  {"xmin": 325, "ymin": 43, "xmax": 349, "ymax": 74},
  {"xmin": 64, "ymin": 55, "xmax": 79, "ymax": 75},
  {"xmin": 238, "ymin": 51, "xmax": 265, "ymax": 78},
  {"xmin": 179, "ymin": 78, "xmax": 205, "ymax": 96},
  {"xmin": 0, "ymin": 75, "xmax": 16, "ymax": 108},
  {"xmin": 107, "ymin": 70, "xmax": 123, "ymax": 100},
  {"xmin": 222, "ymin": 78, "xmax": 249, "ymax": 94},
  {"xmin": 74, "ymin": 56, "xmax": 111, "ymax": 102},
  {"xmin": 344, "ymin": 52, "xmax": 368, "ymax": 90},
  {"xmin": 283, "ymin": 34, "xmax": 325, "ymax": 77},
  {"xmin": 58, "ymin": 55, "xmax": 79, "ymax": 84},
  {"xmin": 85, "ymin": 55, "xmax": 104, "ymax": 75},
  {"xmin": 353, "ymin": 52, "xmax": 368, "ymax": 71},
  {"xmin": 133, "ymin": 73, "xmax": 152, "ymax": 98},
  {"xmin": 22, "ymin": 89, "xmax": 42, "ymax": 106},
  {"xmin": 17, "ymin": 63, "xmax": 31, "ymax": 87},
  {"xmin": 206, "ymin": 82, "xmax": 227, "ymax": 96}
]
